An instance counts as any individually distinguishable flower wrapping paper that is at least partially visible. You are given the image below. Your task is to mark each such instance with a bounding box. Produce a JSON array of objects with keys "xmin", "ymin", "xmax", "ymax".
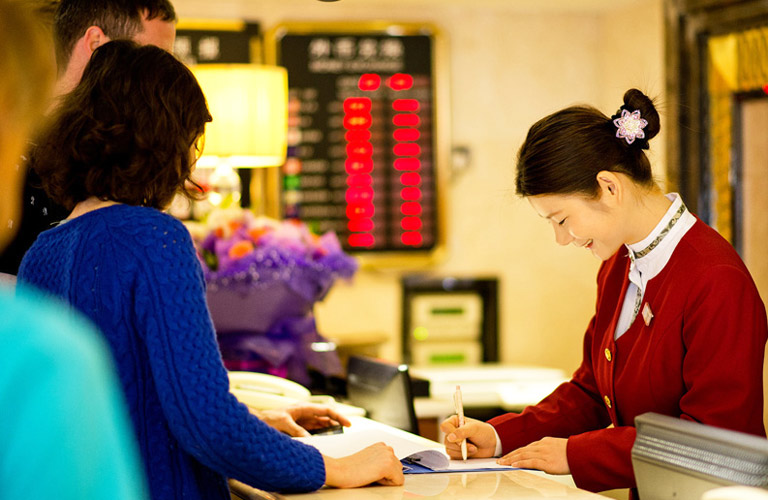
[{"xmin": 191, "ymin": 209, "xmax": 358, "ymax": 384}]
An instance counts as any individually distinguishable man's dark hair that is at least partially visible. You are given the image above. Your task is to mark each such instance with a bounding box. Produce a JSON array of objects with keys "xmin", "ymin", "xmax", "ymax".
[
  {"xmin": 54, "ymin": 0, "xmax": 176, "ymax": 70},
  {"xmin": 35, "ymin": 40, "xmax": 211, "ymax": 211}
]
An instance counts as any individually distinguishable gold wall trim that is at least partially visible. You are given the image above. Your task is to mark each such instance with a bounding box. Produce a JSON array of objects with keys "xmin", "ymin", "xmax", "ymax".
[{"xmin": 707, "ymin": 26, "xmax": 768, "ymax": 242}]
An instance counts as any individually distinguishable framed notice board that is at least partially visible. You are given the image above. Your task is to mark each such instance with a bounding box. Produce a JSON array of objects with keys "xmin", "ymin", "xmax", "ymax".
[{"xmin": 265, "ymin": 23, "xmax": 448, "ymax": 266}]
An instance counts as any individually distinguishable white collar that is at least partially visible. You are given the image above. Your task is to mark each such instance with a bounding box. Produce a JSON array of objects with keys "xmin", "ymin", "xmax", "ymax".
[{"xmin": 625, "ymin": 193, "xmax": 696, "ymax": 286}]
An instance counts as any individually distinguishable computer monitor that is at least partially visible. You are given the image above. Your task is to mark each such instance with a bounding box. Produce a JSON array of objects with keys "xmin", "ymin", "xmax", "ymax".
[
  {"xmin": 632, "ymin": 412, "xmax": 768, "ymax": 500},
  {"xmin": 345, "ymin": 355, "xmax": 419, "ymax": 434}
]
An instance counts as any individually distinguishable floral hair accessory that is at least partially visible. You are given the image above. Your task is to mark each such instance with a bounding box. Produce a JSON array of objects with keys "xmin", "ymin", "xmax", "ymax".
[{"xmin": 613, "ymin": 108, "xmax": 648, "ymax": 145}]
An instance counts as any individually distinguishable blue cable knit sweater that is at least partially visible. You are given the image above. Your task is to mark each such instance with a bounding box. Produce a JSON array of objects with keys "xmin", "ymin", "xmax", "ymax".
[{"xmin": 19, "ymin": 205, "xmax": 326, "ymax": 499}]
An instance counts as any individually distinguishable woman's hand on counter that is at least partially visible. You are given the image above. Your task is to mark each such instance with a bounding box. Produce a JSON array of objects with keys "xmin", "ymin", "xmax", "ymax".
[
  {"xmin": 323, "ymin": 443, "xmax": 404, "ymax": 488},
  {"xmin": 252, "ymin": 403, "xmax": 351, "ymax": 437},
  {"xmin": 497, "ymin": 437, "xmax": 570, "ymax": 475}
]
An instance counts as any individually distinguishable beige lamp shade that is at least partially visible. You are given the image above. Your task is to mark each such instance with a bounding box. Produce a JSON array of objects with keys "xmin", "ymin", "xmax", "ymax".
[{"xmin": 192, "ymin": 64, "xmax": 288, "ymax": 168}]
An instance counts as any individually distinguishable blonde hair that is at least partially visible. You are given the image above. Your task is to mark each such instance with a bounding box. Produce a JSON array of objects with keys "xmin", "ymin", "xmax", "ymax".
[{"xmin": 0, "ymin": 0, "xmax": 56, "ymax": 249}]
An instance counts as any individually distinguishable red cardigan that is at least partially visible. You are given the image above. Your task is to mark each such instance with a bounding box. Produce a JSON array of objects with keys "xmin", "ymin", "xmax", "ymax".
[{"xmin": 489, "ymin": 219, "xmax": 767, "ymax": 492}]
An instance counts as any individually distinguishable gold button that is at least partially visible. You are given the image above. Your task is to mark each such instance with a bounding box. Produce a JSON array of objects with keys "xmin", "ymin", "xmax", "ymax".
[
  {"xmin": 604, "ymin": 395, "xmax": 612, "ymax": 408},
  {"xmin": 604, "ymin": 348, "xmax": 612, "ymax": 362}
]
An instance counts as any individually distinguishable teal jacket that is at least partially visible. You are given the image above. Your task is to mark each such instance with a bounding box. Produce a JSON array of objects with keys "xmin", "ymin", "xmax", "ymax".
[{"xmin": 0, "ymin": 285, "xmax": 147, "ymax": 499}]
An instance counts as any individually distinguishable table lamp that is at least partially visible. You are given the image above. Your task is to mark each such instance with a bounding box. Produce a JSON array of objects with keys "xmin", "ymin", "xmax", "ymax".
[{"xmin": 191, "ymin": 64, "xmax": 288, "ymax": 212}]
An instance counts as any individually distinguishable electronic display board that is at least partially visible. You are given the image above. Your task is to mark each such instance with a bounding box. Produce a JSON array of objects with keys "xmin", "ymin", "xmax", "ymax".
[{"xmin": 266, "ymin": 23, "xmax": 445, "ymax": 260}]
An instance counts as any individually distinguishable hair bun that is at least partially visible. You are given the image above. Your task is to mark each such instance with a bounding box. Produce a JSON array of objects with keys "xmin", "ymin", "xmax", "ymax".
[{"xmin": 621, "ymin": 88, "xmax": 660, "ymax": 142}]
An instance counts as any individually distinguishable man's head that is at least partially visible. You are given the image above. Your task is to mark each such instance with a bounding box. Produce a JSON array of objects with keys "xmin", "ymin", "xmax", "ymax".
[{"xmin": 54, "ymin": 0, "xmax": 176, "ymax": 92}]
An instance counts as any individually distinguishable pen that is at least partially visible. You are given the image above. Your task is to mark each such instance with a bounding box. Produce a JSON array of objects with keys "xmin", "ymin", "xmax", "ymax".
[{"xmin": 453, "ymin": 384, "xmax": 468, "ymax": 461}]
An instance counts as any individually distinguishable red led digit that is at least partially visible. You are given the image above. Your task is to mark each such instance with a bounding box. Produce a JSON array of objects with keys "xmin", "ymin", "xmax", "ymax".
[
  {"xmin": 345, "ymin": 187, "xmax": 374, "ymax": 204},
  {"xmin": 392, "ymin": 99, "xmax": 419, "ymax": 112},
  {"xmin": 343, "ymin": 114, "xmax": 372, "ymax": 129},
  {"xmin": 346, "ymin": 141, "xmax": 373, "ymax": 158},
  {"xmin": 346, "ymin": 203, "xmax": 374, "ymax": 219},
  {"xmin": 394, "ymin": 158, "xmax": 421, "ymax": 171},
  {"xmin": 393, "ymin": 128, "xmax": 420, "ymax": 141},
  {"xmin": 358, "ymin": 73, "xmax": 381, "ymax": 91},
  {"xmin": 393, "ymin": 114, "xmax": 420, "ymax": 127},
  {"xmin": 345, "ymin": 159, "xmax": 373, "ymax": 174},
  {"xmin": 346, "ymin": 174, "xmax": 372, "ymax": 186},
  {"xmin": 345, "ymin": 129, "xmax": 371, "ymax": 142},
  {"xmin": 387, "ymin": 73, "xmax": 414, "ymax": 91},
  {"xmin": 401, "ymin": 232, "xmax": 422, "ymax": 246},
  {"xmin": 400, "ymin": 187, "xmax": 422, "ymax": 201},
  {"xmin": 393, "ymin": 143, "xmax": 420, "ymax": 156},
  {"xmin": 401, "ymin": 217, "xmax": 423, "ymax": 231},
  {"xmin": 343, "ymin": 97, "xmax": 372, "ymax": 113},
  {"xmin": 349, "ymin": 233, "xmax": 375, "ymax": 247},
  {"xmin": 348, "ymin": 218, "xmax": 374, "ymax": 232},
  {"xmin": 401, "ymin": 202, "xmax": 422, "ymax": 216},
  {"xmin": 400, "ymin": 172, "xmax": 421, "ymax": 186}
]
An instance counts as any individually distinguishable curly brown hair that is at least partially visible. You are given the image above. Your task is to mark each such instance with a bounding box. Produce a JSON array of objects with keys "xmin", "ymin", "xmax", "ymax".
[{"xmin": 35, "ymin": 40, "xmax": 211, "ymax": 210}]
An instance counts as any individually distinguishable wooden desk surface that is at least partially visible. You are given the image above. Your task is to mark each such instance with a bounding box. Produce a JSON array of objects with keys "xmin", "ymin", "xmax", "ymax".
[{"xmin": 282, "ymin": 469, "xmax": 604, "ymax": 499}]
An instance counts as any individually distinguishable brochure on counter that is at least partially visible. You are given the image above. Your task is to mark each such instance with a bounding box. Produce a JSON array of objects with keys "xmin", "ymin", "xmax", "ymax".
[{"xmin": 295, "ymin": 426, "xmax": 521, "ymax": 474}]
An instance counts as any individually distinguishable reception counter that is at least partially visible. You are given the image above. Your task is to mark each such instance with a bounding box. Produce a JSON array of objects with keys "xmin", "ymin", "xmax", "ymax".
[
  {"xmin": 281, "ymin": 469, "xmax": 603, "ymax": 499},
  {"xmin": 230, "ymin": 415, "xmax": 602, "ymax": 500}
]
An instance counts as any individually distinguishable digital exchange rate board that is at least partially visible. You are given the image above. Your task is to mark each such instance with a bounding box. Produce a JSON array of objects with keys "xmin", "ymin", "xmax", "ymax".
[{"xmin": 273, "ymin": 27, "xmax": 440, "ymax": 254}]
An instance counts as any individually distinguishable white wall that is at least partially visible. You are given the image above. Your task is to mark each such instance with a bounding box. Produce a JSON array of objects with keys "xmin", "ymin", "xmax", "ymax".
[{"xmin": 175, "ymin": 0, "xmax": 665, "ymax": 375}]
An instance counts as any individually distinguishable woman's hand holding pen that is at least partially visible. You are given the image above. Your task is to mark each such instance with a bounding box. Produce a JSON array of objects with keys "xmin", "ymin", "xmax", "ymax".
[{"xmin": 440, "ymin": 415, "xmax": 497, "ymax": 459}]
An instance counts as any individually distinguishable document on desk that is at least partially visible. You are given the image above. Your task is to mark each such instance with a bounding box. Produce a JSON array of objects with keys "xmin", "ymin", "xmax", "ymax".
[{"xmin": 295, "ymin": 427, "xmax": 519, "ymax": 474}]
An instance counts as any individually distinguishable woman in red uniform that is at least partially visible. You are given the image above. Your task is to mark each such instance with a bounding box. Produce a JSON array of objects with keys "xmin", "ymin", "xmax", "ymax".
[{"xmin": 442, "ymin": 89, "xmax": 767, "ymax": 495}]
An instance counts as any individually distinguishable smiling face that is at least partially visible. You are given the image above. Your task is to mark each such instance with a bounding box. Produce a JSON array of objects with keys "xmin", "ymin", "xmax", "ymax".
[{"xmin": 528, "ymin": 192, "xmax": 627, "ymax": 261}]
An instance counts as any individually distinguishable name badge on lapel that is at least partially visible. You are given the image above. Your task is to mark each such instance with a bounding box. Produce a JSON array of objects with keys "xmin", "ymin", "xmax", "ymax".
[{"xmin": 642, "ymin": 302, "xmax": 654, "ymax": 326}]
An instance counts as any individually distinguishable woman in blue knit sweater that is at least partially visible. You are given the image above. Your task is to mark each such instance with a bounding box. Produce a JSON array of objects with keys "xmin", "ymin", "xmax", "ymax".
[{"xmin": 19, "ymin": 40, "xmax": 403, "ymax": 499}]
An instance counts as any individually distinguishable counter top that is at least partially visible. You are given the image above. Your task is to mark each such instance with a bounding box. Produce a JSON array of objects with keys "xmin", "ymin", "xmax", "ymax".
[
  {"xmin": 230, "ymin": 416, "xmax": 602, "ymax": 500},
  {"xmin": 280, "ymin": 469, "xmax": 602, "ymax": 499}
]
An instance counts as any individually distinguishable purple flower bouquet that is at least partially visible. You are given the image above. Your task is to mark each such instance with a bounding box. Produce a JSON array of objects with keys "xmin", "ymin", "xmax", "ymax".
[{"xmin": 192, "ymin": 209, "xmax": 358, "ymax": 385}]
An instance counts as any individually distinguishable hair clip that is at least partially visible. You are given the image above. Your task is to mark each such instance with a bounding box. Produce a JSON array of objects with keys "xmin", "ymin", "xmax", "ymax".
[{"xmin": 613, "ymin": 109, "xmax": 648, "ymax": 145}]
